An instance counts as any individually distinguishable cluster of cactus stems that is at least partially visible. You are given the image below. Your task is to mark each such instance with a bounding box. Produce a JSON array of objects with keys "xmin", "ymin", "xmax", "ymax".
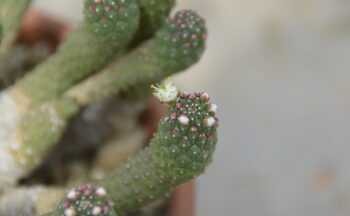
[{"xmin": 0, "ymin": 0, "xmax": 218, "ymax": 215}]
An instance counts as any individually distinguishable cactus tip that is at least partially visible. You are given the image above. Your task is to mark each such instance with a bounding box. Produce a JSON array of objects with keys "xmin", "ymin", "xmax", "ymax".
[{"xmin": 58, "ymin": 184, "xmax": 117, "ymax": 216}]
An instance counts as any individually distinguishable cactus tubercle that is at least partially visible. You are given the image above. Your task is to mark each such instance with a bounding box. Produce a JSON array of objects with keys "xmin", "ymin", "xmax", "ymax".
[{"xmin": 83, "ymin": 0, "xmax": 139, "ymax": 40}]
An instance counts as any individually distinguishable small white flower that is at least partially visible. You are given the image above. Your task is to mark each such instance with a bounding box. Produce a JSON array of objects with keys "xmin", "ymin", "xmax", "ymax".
[
  {"xmin": 178, "ymin": 115, "xmax": 189, "ymax": 125},
  {"xmin": 151, "ymin": 77, "xmax": 179, "ymax": 103}
]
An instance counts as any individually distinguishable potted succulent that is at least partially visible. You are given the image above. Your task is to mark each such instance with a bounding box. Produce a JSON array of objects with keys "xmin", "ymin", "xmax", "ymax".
[{"xmin": 0, "ymin": 0, "xmax": 218, "ymax": 215}]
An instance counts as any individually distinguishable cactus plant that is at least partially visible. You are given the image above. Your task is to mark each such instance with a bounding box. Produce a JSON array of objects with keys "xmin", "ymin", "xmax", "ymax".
[
  {"xmin": 0, "ymin": 0, "xmax": 218, "ymax": 215},
  {"xmin": 42, "ymin": 82, "xmax": 218, "ymax": 216}
]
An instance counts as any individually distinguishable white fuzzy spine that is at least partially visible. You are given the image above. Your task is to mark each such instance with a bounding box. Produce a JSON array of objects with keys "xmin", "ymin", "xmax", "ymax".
[
  {"xmin": 0, "ymin": 92, "xmax": 24, "ymax": 184},
  {"xmin": 0, "ymin": 186, "xmax": 44, "ymax": 215}
]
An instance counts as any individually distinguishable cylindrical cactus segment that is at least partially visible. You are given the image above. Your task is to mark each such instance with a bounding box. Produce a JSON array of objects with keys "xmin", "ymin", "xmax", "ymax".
[
  {"xmin": 54, "ymin": 184, "xmax": 117, "ymax": 216},
  {"xmin": 11, "ymin": 0, "xmax": 140, "ymax": 106},
  {"xmin": 152, "ymin": 92, "xmax": 218, "ymax": 180},
  {"xmin": 44, "ymin": 82, "xmax": 218, "ymax": 215},
  {"xmin": 83, "ymin": 0, "xmax": 139, "ymax": 42},
  {"xmin": 152, "ymin": 9, "xmax": 207, "ymax": 72},
  {"xmin": 139, "ymin": 0, "xmax": 175, "ymax": 37},
  {"xmin": 65, "ymin": 10, "xmax": 207, "ymax": 106},
  {"xmin": 129, "ymin": 0, "xmax": 175, "ymax": 48},
  {"xmin": 15, "ymin": 98, "xmax": 80, "ymax": 169},
  {"xmin": 0, "ymin": 24, "xmax": 3, "ymax": 44},
  {"xmin": 0, "ymin": 0, "xmax": 32, "ymax": 53},
  {"xmin": 95, "ymin": 85, "xmax": 218, "ymax": 214}
]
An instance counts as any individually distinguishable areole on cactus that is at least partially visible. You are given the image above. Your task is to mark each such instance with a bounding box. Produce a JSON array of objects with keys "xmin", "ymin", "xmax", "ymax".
[{"xmin": 0, "ymin": 0, "xmax": 218, "ymax": 215}]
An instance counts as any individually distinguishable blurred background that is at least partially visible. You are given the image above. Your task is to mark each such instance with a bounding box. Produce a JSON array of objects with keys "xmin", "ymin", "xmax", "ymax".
[{"xmin": 31, "ymin": 0, "xmax": 350, "ymax": 215}]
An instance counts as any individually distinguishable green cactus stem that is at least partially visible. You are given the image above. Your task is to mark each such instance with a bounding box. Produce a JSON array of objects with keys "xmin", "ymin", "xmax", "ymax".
[
  {"xmin": 139, "ymin": 0, "xmax": 175, "ymax": 39},
  {"xmin": 0, "ymin": 0, "xmax": 31, "ymax": 53},
  {"xmin": 0, "ymin": 24, "xmax": 3, "ymax": 45},
  {"xmin": 128, "ymin": 0, "xmax": 175, "ymax": 49},
  {"xmin": 16, "ymin": 98, "xmax": 80, "ymax": 169},
  {"xmin": 65, "ymin": 10, "xmax": 207, "ymax": 105},
  {"xmin": 45, "ymin": 82, "xmax": 218, "ymax": 215},
  {"xmin": 100, "ymin": 90, "xmax": 218, "ymax": 214},
  {"xmin": 0, "ymin": 43, "xmax": 51, "ymax": 90},
  {"xmin": 9, "ymin": 0, "xmax": 140, "ymax": 107}
]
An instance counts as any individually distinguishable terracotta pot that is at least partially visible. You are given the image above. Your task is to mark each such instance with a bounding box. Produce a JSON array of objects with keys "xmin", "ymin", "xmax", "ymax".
[{"xmin": 18, "ymin": 11, "xmax": 195, "ymax": 216}]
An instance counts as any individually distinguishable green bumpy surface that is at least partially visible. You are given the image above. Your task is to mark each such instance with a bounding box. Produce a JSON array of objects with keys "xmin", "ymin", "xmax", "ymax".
[
  {"xmin": 107, "ymin": 10, "xmax": 206, "ymax": 97},
  {"xmin": 46, "ymin": 92, "xmax": 217, "ymax": 215},
  {"xmin": 129, "ymin": 0, "xmax": 175, "ymax": 48},
  {"xmin": 118, "ymin": 9, "xmax": 207, "ymax": 97},
  {"xmin": 65, "ymin": 10, "xmax": 207, "ymax": 105},
  {"xmin": 84, "ymin": 0, "xmax": 138, "ymax": 40},
  {"xmin": 139, "ymin": 0, "xmax": 175, "ymax": 37},
  {"xmin": 96, "ymin": 92, "xmax": 218, "ymax": 214},
  {"xmin": 0, "ymin": 0, "xmax": 31, "ymax": 52},
  {"xmin": 121, "ymin": 9, "xmax": 207, "ymax": 86},
  {"xmin": 54, "ymin": 184, "xmax": 118, "ymax": 216},
  {"xmin": 14, "ymin": 0, "xmax": 140, "ymax": 105},
  {"xmin": 0, "ymin": 24, "xmax": 3, "ymax": 44},
  {"xmin": 152, "ymin": 9, "xmax": 207, "ymax": 72}
]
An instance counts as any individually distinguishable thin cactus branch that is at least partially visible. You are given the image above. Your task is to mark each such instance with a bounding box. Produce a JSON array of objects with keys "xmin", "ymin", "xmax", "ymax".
[
  {"xmin": 0, "ymin": 24, "xmax": 3, "ymax": 45},
  {"xmin": 9, "ymin": 0, "xmax": 140, "ymax": 106},
  {"xmin": 45, "ymin": 81, "xmax": 218, "ymax": 215},
  {"xmin": 65, "ymin": 10, "xmax": 207, "ymax": 106},
  {"xmin": 128, "ymin": 0, "xmax": 175, "ymax": 49},
  {"xmin": 0, "ymin": 0, "xmax": 32, "ymax": 53}
]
